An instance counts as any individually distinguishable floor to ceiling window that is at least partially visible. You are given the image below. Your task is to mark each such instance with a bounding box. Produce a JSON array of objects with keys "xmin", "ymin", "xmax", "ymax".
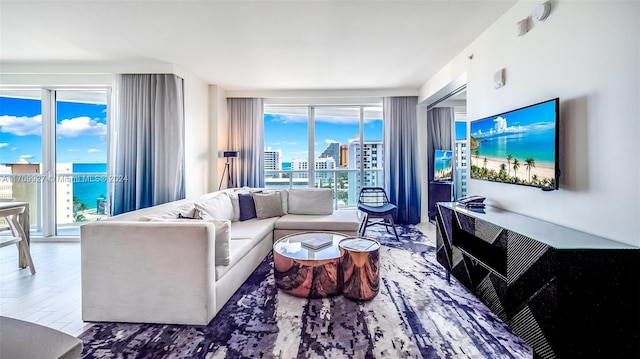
[
  {"xmin": 264, "ymin": 104, "xmax": 384, "ymax": 209},
  {"xmin": 0, "ymin": 89, "xmax": 109, "ymax": 237}
]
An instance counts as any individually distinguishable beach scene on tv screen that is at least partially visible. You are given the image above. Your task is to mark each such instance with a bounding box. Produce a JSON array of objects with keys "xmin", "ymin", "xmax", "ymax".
[
  {"xmin": 434, "ymin": 150, "xmax": 453, "ymax": 181},
  {"xmin": 470, "ymin": 100, "xmax": 556, "ymax": 188}
]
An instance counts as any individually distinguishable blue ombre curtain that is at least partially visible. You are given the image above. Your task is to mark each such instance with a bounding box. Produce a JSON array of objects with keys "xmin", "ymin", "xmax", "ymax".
[
  {"xmin": 384, "ymin": 96, "xmax": 421, "ymax": 224},
  {"xmin": 110, "ymin": 74, "xmax": 185, "ymax": 215},
  {"xmin": 227, "ymin": 98, "xmax": 264, "ymax": 188}
]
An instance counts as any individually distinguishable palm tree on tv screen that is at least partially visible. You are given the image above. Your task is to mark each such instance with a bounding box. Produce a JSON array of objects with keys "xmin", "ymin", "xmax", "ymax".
[
  {"xmin": 507, "ymin": 154, "xmax": 513, "ymax": 177},
  {"xmin": 525, "ymin": 157, "xmax": 536, "ymax": 183},
  {"xmin": 512, "ymin": 158, "xmax": 520, "ymax": 181},
  {"xmin": 474, "ymin": 150, "xmax": 480, "ymax": 167}
]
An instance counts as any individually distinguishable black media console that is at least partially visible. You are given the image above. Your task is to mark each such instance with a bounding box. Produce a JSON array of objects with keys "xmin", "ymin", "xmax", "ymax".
[{"xmin": 435, "ymin": 202, "xmax": 639, "ymax": 359}]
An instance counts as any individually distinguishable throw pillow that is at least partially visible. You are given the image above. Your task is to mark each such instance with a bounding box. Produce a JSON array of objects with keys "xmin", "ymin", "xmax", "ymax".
[
  {"xmin": 253, "ymin": 192, "xmax": 285, "ymax": 219},
  {"xmin": 227, "ymin": 192, "xmax": 241, "ymax": 222},
  {"xmin": 288, "ymin": 188, "xmax": 333, "ymax": 215},
  {"xmin": 208, "ymin": 219, "xmax": 232, "ymax": 266},
  {"xmin": 195, "ymin": 193, "xmax": 234, "ymax": 221},
  {"xmin": 238, "ymin": 193, "xmax": 257, "ymax": 221},
  {"xmin": 262, "ymin": 189, "xmax": 288, "ymax": 214}
]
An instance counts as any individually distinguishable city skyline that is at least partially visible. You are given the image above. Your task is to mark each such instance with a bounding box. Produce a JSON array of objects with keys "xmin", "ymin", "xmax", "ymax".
[{"xmin": 264, "ymin": 110, "xmax": 383, "ymax": 163}]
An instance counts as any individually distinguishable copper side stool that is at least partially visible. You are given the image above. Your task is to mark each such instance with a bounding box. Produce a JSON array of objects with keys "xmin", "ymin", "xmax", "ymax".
[{"xmin": 339, "ymin": 237, "xmax": 380, "ymax": 301}]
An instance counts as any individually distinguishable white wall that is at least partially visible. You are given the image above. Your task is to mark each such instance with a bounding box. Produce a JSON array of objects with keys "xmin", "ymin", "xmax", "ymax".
[
  {"xmin": 209, "ymin": 85, "xmax": 228, "ymax": 191},
  {"xmin": 419, "ymin": 0, "xmax": 640, "ymax": 246},
  {"xmin": 182, "ymin": 71, "xmax": 210, "ymax": 198}
]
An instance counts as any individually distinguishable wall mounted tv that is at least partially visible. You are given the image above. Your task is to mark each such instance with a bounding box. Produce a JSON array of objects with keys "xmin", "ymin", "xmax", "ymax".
[
  {"xmin": 434, "ymin": 149, "xmax": 453, "ymax": 181},
  {"xmin": 470, "ymin": 98, "xmax": 559, "ymax": 190}
]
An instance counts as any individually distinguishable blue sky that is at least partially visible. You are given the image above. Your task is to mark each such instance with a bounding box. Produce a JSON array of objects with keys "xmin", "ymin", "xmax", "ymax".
[
  {"xmin": 264, "ymin": 112, "xmax": 383, "ymax": 162},
  {"xmin": 455, "ymin": 121, "xmax": 467, "ymax": 140},
  {"xmin": 470, "ymin": 99, "xmax": 557, "ymax": 138},
  {"xmin": 0, "ymin": 96, "xmax": 107, "ymax": 164}
]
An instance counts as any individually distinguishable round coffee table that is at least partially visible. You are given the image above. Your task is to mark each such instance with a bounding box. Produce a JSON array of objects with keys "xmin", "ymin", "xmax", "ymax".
[
  {"xmin": 273, "ymin": 231, "xmax": 347, "ymax": 298},
  {"xmin": 339, "ymin": 236, "xmax": 381, "ymax": 301}
]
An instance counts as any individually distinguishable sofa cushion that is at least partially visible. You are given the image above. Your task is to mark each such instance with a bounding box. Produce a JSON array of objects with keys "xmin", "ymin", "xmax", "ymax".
[
  {"xmin": 238, "ymin": 193, "xmax": 257, "ymax": 221},
  {"xmin": 227, "ymin": 192, "xmax": 241, "ymax": 222},
  {"xmin": 230, "ymin": 217, "xmax": 278, "ymax": 246},
  {"xmin": 149, "ymin": 218, "xmax": 232, "ymax": 265},
  {"xmin": 262, "ymin": 189, "xmax": 288, "ymax": 214},
  {"xmin": 215, "ymin": 239, "xmax": 253, "ymax": 280},
  {"xmin": 253, "ymin": 192, "xmax": 285, "ymax": 219},
  {"xmin": 196, "ymin": 193, "xmax": 234, "ymax": 221},
  {"xmin": 288, "ymin": 188, "xmax": 333, "ymax": 215},
  {"xmin": 274, "ymin": 209, "xmax": 360, "ymax": 232},
  {"xmin": 138, "ymin": 203, "xmax": 197, "ymax": 221}
]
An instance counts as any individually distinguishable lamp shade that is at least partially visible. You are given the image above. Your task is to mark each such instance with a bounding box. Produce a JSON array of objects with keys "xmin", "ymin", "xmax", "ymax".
[{"xmin": 223, "ymin": 151, "xmax": 239, "ymax": 158}]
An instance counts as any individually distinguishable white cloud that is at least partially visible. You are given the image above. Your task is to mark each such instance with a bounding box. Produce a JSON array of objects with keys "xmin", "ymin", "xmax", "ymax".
[
  {"xmin": 0, "ymin": 114, "xmax": 42, "ymax": 136},
  {"xmin": 19, "ymin": 154, "xmax": 33, "ymax": 159},
  {"xmin": 57, "ymin": 116, "xmax": 106, "ymax": 138},
  {"xmin": 272, "ymin": 141, "xmax": 297, "ymax": 146},
  {"xmin": 87, "ymin": 148, "xmax": 101, "ymax": 153},
  {"xmin": 67, "ymin": 149, "xmax": 80, "ymax": 152},
  {"xmin": 0, "ymin": 143, "xmax": 8, "ymax": 148},
  {"xmin": 10, "ymin": 147, "xmax": 17, "ymax": 151},
  {"xmin": 325, "ymin": 139, "xmax": 338, "ymax": 144}
]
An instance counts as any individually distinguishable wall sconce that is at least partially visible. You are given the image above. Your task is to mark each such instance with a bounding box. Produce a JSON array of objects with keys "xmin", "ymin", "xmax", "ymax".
[{"xmin": 218, "ymin": 151, "xmax": 239, "ymax": 190}]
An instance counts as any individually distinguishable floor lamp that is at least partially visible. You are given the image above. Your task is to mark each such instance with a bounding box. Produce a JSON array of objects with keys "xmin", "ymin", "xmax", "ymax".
[{"xmin": 218, "ymin": 151, "xmax": 239, "ymax": 190}]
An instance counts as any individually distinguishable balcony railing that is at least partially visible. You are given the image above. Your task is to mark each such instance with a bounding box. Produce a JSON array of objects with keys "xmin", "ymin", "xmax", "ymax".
[
  {"xmin": 264, "ymin": 168, "xmax": 384, "ymax": 209},
  {"xmin": 0, "ymin": 172, "xmax": 109, "ymax": 237}
]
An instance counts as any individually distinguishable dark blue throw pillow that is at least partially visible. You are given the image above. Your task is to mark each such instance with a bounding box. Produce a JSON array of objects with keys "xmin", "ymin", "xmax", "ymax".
[{"xmin": 238, "ymin": 193, "xmax": 257, "ymax": 221}]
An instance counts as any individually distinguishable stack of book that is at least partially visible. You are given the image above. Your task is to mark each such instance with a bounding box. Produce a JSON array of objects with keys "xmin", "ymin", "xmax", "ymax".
[{"xmin": 301, "ymin": 237, "xmax": 333, "ymax": 250}]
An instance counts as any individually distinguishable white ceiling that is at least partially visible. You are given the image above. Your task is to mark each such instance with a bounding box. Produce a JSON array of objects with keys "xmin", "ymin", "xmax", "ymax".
[{"xmin": 0, "ymin": 0, "xmax": 517, "ymax": 91}]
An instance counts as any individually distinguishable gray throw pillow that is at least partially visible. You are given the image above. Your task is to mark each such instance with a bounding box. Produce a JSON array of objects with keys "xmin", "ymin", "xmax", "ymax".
[{"xmin": 253, "ymin": 192, "xmax": 285, "ymax": 219}]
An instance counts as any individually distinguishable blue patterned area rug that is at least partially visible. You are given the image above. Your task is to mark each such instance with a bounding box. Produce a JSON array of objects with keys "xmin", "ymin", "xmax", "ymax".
[{"xmin": 79, "ymin": 225, "xmax": 531, "ymax": 358}]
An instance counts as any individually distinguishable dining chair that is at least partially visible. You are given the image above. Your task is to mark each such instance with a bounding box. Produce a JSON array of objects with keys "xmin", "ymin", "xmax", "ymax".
[
  {"xmin": 357, "ymin": 187, "xmax": 400, "ymax": 241},
  {"xmin": 0, "ymin": 205, "xmax": 36, "ymax": 274}
]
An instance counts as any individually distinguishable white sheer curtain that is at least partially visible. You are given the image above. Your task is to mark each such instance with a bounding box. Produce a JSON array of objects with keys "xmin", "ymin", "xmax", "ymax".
[
  {"xmin": 110, "ymin": 74, "xmax": 185, "ymax": 215},
  {"xmin": 384, "ymin": 96, "xmax": 421, "ymax": 224},
  {"xmin": 227, "ymin": 98, "xmax": 264, "ymax": 188}
]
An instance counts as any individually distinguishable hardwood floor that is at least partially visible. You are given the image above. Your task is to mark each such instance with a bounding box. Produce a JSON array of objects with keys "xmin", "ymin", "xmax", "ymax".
[
  {"xmin": 0, "ymin": 222, "xmax": 437, "ymax": 339},
  {"xmin": 0, "ymin": 241, "xmax": 92, "ymax": 337}
]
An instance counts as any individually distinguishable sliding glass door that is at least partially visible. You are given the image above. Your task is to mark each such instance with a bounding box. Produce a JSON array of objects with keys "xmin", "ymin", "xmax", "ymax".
[
  {"xmin": 0, "ymin": 89, "xmax": 109, "ymax": 237},
  {"xmin": 264, "ymin": 104, "xmax": 384, "ymax": 209}
]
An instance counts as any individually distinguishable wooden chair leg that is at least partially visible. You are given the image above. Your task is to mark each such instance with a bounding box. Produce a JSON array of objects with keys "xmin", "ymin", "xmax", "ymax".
[
  {"xmin": 17, "ymin": 240, "xmax": 35, "ymax": 274},
  {"xmin": 8, "ymin": 214, "xmax": 35, "ymax": 274}
]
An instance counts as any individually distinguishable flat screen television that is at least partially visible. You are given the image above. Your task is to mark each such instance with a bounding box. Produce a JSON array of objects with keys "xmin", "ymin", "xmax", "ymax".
[
  {"xmin": 469, "ymin": 98, "xmax": 559, "ymax": 190},
  {"xmin": 434, "ymin": 149, "xmax": 453, "ymax": 181}
]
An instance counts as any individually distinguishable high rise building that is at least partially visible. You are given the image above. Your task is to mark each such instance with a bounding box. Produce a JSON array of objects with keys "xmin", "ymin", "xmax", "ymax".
[
  {"xmin": 339, "ymin": 144, "xmax": 348, "ymax": 167},
  {"xmin": 319, "ymin": 142, "xmax": 339, "ymax": 163},
  {"xmin": 290, "ymin": 158, "xmax": 336, "ymax": 181},
  {"xmin": 455, "ymin": 140, "xmax": 468, "ymax": 198},
  {"xmin": 264, "ymin": 147, "xmax": 282, "ymax": 179},
  {"xmin": 347, "ymin": 138, "xmax": 384, "ymax": 205}
]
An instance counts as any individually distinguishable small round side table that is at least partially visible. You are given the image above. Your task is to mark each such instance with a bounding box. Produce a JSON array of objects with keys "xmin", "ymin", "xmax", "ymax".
[{"xmin": 339, "ymin": 237, "xmax": 380, "ymax": 301}]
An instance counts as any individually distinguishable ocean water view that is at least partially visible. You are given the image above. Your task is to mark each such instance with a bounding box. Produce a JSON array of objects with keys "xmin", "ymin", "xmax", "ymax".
[
  {"xmin": 474, "ymin": 128, "xmax": 555, "ymax": 164},
  {"xmin": 73, "ymin": 163, "xmax": 107, "ymax": 209}
]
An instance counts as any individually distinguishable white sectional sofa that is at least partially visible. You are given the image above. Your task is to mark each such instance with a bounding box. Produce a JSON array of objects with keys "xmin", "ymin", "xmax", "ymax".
[{"xmin": 81, "ymin": 188, "xmax": 359, "ymax": 325}]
